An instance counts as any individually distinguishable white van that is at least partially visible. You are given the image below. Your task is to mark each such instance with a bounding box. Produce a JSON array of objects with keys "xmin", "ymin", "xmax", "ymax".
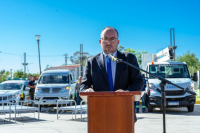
[{"xmin": 34, "ymin": 70, "xmax": 76, "ymax": 109}]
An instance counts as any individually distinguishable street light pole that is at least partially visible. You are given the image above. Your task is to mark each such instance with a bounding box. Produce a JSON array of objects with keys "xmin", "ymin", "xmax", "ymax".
[
  {"xmin": 80, "ymin": 44, "xmax": 83, "ymax": 76},
  {"xmin": 35, "ymin": 35, "xmax": 41, "ymax": 74}
]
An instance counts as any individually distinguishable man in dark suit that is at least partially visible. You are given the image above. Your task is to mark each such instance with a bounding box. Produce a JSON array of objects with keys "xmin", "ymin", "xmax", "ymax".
[{"xmin": 80, "ymin": 27, "xmax": 144, "ymax": 122}]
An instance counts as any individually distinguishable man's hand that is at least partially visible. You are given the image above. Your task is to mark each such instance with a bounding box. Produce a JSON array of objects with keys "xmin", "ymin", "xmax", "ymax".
[
  {"xmin": 115, "ymin": 89, "xmax": 125, "ymax": 92},
  {"xmin": 85, "ymin": 88, "xmax": 95, "ymax": 92},
  {"xmin": 28, "ymin": 85, "xmax": 32, "ymax": 88}
]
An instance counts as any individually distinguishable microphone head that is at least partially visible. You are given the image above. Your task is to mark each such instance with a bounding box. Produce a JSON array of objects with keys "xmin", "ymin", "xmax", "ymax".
[{"xmin": 108, "ymin": 53, "xmax": 113, "ymax": 56}]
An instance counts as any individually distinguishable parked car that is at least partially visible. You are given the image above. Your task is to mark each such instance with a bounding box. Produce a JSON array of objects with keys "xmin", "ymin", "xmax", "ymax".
[
  {"xmin": 34, "ymin": 69, "xmax": 76, "ymax": 109},
  {"xmin": 0, "ymin": 78, "xmax": 31, "ymax": 105}
]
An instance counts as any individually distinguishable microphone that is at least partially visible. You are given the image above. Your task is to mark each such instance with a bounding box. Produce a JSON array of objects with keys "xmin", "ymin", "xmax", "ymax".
[{"xmin": 108, "ymin": 54, "xmax": 122, "ymax": 63}]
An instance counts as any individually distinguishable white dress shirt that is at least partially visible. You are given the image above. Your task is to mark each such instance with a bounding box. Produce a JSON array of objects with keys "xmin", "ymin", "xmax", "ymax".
[{"xmin": 103, "ymin": 51, "xmax": 117, "ymax": 86}]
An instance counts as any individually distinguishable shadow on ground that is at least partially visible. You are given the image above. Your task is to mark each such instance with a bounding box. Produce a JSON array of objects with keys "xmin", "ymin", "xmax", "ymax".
[{"xmin": 0, "ymin": 116, "xmax": 53, "ymax": 125}]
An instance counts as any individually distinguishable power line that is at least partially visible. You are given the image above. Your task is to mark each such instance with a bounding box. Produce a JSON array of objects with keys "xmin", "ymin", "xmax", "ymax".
[
  {"xmin": 0, "ymin": 35, "xmax": 199, "ymax": 58},
  {"xmin": 0, "ymin": 52, "xmax": 63, "ymax": 57}
]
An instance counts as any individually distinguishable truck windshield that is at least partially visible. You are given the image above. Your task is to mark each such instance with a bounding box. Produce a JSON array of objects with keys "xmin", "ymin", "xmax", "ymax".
[
  {"xmin": 149, "ymin": 64, "xmax": 190, "ymax": 78},
  {"xmin": 38, "ymin": 74, "xmax": 69, "ymax": 84},
  {"xmin": 0, "ymin": 83, "xmax": 23, "ymax": 90}
]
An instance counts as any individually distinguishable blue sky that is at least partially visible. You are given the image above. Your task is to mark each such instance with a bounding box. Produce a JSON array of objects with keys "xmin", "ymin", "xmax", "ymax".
[{"xmin": 0, "ymin": 0, "xmax": 200, "ymax": 74}]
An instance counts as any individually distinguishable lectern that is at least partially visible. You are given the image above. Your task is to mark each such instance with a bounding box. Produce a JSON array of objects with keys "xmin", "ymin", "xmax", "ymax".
[{"xmin": 80, "ymin": 91, "xmax": 141, "ymax": 133}]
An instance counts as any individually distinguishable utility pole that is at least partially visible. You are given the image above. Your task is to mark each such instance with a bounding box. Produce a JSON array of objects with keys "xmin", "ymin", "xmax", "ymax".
[
  {"xmin": 80, "ymin": 44, "xmax": 83, "ymax": 76},
  {"xmin": 22, "ymin": 53, "xmax": 28, "ymax": 78},
  {"xmin": 35, "ymin": 35, "xmax": 41, "ymax": 74},
  {"xmin": 10, "ymin": 69, "xmax": 12, "ymax": 78},
  {"xmin": 170, "ymin": 28, "xmax": 177, "ymax": 61},
  {"xmin": 64, "ymin": 53, "xmax": 68, "ymax": 66}
]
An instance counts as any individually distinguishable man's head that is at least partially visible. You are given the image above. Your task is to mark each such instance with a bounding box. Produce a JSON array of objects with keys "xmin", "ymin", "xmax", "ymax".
[
  {"xmin": 99, "ymin": 27, "xmax": 120, "ymax": 54},
  {"xmin": 29, "ymin": 75, "xmax": 33, "ymax": 81}
]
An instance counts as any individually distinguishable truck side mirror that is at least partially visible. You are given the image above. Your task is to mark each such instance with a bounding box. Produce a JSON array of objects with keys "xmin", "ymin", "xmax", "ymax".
[
  {"xmin": 25, "ymin": 87, "xmax": 30, "ymax": 91},
  {"xmin": 192, "ymin": 73, "xmax": 198, "ymax": 81},
  {"xmin": 71, "ymin": 80, "xmax": 76, "ymax": 84}
]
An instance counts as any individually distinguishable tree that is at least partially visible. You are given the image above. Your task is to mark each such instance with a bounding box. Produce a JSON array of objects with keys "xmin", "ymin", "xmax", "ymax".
[
  {"xmin": 27, "ymin": 73, "xmax": 40, "ymax": 80},
  {"xmin": 117, "ymin": 45, "xmax": 148, "ymax": 67},
  {"xmin": 13, "ymin": 70, "xmax": 24, "ymax": 78},
  {"xmin": 0, "ymin": 70, "xmax": 11, "ymax": 83},
  {"xmin": 70, "ymin": 51, "xmax": 92, "ymax": 65},
  {"xmin": 176, "ymin": 51, "xmax": 200, "ymax": 75}
]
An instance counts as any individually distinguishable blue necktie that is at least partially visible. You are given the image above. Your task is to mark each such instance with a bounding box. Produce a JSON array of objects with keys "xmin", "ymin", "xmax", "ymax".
[{"xmin": 106, "ymin": 56, "xmax": 113, "ymax": 91}]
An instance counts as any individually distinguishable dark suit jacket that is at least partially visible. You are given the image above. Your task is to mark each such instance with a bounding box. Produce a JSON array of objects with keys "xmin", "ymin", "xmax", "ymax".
[
  {"xmin": 80, "ymin": 50, "xmax": 144, "ymax": 123},
  {"xmin": 80, "ymin": 50, "xmax": 144, "ymax": 92}
]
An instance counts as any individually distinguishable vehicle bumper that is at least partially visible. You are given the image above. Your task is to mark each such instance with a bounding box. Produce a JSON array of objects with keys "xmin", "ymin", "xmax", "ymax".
[
  {"xmin": 34, "ymin": 99, "xmax": 60, "ymax": 105},
  {"xmin": 0, "ymin": 99, "xmax": 17, "ymax": 106},
  {"xmin": 149, "ymin": 95, "xmax": 195, "ymax": 107},
  {"xmin": 34, "ymin": 97, "xmax": 70, "ymax": 106}
]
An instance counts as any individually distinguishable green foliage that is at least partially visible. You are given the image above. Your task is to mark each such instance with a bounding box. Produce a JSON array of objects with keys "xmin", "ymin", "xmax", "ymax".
[
  {"xmin": 26, "ymin": 73, "xmax": 40, "ymax": 80},
  {"xmin": 117, "ymin": 45, "xmax": 148, "ymax": 67},
  {"xmin": 0, "ymin": 70, "xmax": 11, "ymax": 83},
  {"xmin": 176, "ymin": 51, "xmax": 200, "ymax": 75},
  {"xmin": 0, "ymin": 69, "xmax": 40, "ymax": 82},
  {"xmin": 13, "ymin": 70, "xmax": 24, "ymax": 78},
  {"xmin": 70, "ymin": 51, "xmax": 92, "ymax": 65}
]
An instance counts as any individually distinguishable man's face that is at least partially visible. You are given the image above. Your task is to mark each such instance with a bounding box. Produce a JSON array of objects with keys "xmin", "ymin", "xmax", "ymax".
[
  {"xmin": 30, "ymin": 76, "xmax": 33, "ymax": 80},
  {"xmin": 99, "ymin": 28, "xmax": 119, "ymax": 54}
]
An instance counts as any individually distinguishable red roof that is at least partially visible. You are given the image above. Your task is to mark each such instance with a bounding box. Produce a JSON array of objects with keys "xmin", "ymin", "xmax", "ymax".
[{"xmin": 46, "ymin": 64, "xmax": 80, "ymax": 71}]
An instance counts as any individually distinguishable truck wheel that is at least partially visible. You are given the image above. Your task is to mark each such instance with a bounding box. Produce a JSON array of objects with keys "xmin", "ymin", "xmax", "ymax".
[
  {"xmin": 145, "ymin": 94, "xmax": 148, "ymax": 107},
  {"xmin": 40, "ymin": 106, "xmax": 42, "ymax": 111},
  {"xmin": 70, "ymin": 94, "xmax": 73, "ymax": 100},
  {"xmin": 19, "ymin": 101, "xmax": 24, "ymax": 105},
  {"xmin": 148, "ymin": 105, "xmax": 153, "ymax": 112},
  {"xmin": 187, "ymin": 105, "xmax": 194, "ymax": 112}
]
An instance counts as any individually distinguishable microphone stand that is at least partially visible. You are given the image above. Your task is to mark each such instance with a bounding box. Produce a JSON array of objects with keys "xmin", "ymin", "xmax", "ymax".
[{"xmin": 109, "ymin": 55, "xmax": 196, "ymax": 133}]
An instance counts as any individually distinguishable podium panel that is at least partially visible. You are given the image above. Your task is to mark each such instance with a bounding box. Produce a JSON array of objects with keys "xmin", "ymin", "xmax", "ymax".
[
  {"xmin": 88, "ymin": 96, "xmax": 134, "ymax": 133},
  {"xmin": 80, "ymin": 92, "xmax": 141, "ymax": 133}
]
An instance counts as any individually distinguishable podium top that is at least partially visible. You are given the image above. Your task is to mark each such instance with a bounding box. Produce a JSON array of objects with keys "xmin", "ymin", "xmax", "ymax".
[
  {"xmin": 80, "ymin": 91, "xmax": 141, "ymax": 102},
  {"xmin": 79, "ymin": 91, "xmax": 141, "ymax": 96}
]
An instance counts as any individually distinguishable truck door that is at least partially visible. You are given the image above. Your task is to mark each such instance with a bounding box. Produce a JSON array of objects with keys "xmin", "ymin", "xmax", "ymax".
[
  {"xmin": 69, "ymin": 74, "xmax": 76, "ymax": 100},
  {"xmin": 23, "ymin": 81, "xmax": 30, "ymax": 100}
]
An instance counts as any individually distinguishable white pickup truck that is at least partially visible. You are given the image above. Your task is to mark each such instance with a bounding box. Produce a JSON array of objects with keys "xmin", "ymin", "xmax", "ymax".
[
  {"xmin": 0, "ymin": 78, "xmax": 31, "ymax": 105},
  {"xmin": 34, "ymin": 70, "xmax": 76, "ymax": 110}
]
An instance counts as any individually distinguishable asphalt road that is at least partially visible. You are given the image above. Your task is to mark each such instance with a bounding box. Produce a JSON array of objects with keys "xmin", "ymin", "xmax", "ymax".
[
  {"xmin": 136, "ymin": 104, "xmax": 200, "ymax": 133},
  {"xmin": 0, "ymin": 105, "xmax": 200, "ymax": 133}
]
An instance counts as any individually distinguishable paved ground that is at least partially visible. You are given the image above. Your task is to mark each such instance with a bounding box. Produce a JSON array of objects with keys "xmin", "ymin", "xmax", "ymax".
[
  {"xmin": 136, "ymin": 104, "xmax": 200, "ymax": 133},
  {"xmin": 0, "ymin": 105, "xmax": 200, "ymax": 133}
]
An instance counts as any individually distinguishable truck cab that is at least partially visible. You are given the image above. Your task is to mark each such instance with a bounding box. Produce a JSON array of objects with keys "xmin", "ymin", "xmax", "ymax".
[
  {"xmin": 0, "ymin": 78, "xmax": 31, "ymax": 105},
  {"xmin": 145, "ymin": 61, "xmax": 196, "ymax": 112},
  {"xmin": 34, "ymin": 69, "xmax": 76, "ymax": 109},
  {"xmin": 142, "ymin": 46, "xmax": 196, "ymax": 112}
]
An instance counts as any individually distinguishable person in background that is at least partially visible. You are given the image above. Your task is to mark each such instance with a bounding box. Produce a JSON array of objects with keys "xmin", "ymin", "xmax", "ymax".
[
  {"xmin": 75, "ymin": 76, "xmax": 82, "ymax": 105},
  {"xmin": 135, "ymin": 75, "xmax": 147, "ymax": 113},
  {"xmin": 28, "ymin": 75, "xmax": 36, "ymax": 103}
]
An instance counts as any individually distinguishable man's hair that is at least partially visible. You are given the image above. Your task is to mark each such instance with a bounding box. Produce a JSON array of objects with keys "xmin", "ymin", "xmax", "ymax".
[
  {"xmin": 101, "ymin": 27, "xmax": 119, "ymax": 38},
  {"xmin": 29, "ymin": 75, "xmax": 33, "ymax": 77}
]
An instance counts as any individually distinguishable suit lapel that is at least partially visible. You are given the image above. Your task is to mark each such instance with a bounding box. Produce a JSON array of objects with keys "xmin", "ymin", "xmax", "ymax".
[
  {"xmin": 96, "ymin": 53, "xmax": 109, "ymax": 84},
  {"xmin": 114, "ymin": 51, "xmax": 126, "ymax": 89}
]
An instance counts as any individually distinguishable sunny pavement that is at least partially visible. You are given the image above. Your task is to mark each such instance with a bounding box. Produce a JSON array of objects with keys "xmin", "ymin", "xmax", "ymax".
[{"xmin": 0, "ymin": 105, "xmax": 200, "ymax": 133}]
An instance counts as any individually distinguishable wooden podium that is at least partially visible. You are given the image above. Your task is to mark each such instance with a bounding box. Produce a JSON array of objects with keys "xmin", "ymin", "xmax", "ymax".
[{"xmin": 80, "ymin": 91, "xmax": 141, "ymax": 133}]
